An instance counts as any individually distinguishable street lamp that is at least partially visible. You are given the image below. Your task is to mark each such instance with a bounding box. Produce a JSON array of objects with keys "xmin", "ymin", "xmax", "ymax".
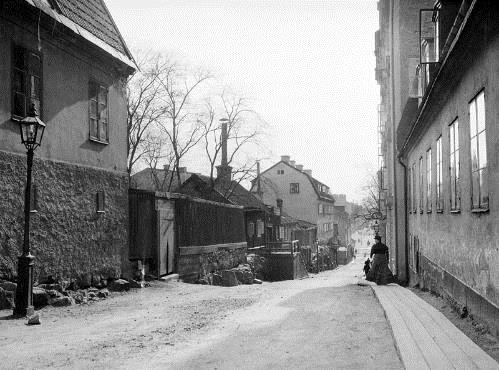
[
  {"xmin": 13, "ymin": 104, "xmax": 46, "ymax": 317},
  {"xmin": 373, "ymin": 220, "xmax": 380, "ymax": 236}
]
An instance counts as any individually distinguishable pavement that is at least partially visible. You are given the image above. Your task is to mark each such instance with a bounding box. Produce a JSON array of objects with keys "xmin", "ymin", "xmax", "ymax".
[{"xmin": 364, "ymin": 280, "xmax": 499, "ymax": 369}]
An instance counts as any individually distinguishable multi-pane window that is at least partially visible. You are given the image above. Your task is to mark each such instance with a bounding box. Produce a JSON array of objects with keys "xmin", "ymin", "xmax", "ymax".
[
  {"xmin": 89, "ymin": 81, "xmax": 109, "ymax": 143},
  {"xmin": 449, "ymin": 119, "xmax": 460, "ymax": 211},
  {"xmin": 318, "ymin": 204, "xmax": 324, "ymax": 215},
  {"xmin": 12, "ymin": 44, "xmax": 42, "ymax": 118},
  {"xmin": 426, "ymin": 148, "xmax": 432, "ymax": 211},
  {"xmin": 436, "ymin": 136, "xmax": 443, "ymax": 211},
  {"xmin": 419, "ymin": 157, "xmax": 423, "ymax": 212},
  {"xmin": 290, "ymin": 183, "xmax": 300, "ymax": 193},
  {"xmin": 407, "ymin": 167, "xmax": 414, "ymax": 213},
  {"xmin": 469, "ymin": 91, "xmax": 488, "ymax": 209},
  {"xmin": 412, "ymin": 163, "xmax": 417, "ymax": 212},
  {"xmin": 277, "ymin": 169, "xmax": 284, "ymax": 175}
]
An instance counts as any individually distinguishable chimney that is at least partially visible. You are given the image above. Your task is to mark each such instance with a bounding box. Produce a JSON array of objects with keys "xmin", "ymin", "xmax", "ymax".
[
  {"xmin": 290, "ymin": 160, "xmax": 296, "ymax": 167},
  {"xmin": 217, "ymin": 119, "xmax": 232, "ymax": 183},
  {"xmin": 304, "ymin": 169, "xmax": 312, "ymax": 176},
  {"xmin": 178, "ymin": 166, "xmax": 188, "ymax": 184},
  {"xmin": 281, "ymin": 155, "xmax": 290, "ymax": 163},
  {"xmin": 256, "ymin": 161, "xmax": 262, "ymax": 199},
  {"xmin": 296, "ymin": 164, "xmax": 303, "ymax": 171}
]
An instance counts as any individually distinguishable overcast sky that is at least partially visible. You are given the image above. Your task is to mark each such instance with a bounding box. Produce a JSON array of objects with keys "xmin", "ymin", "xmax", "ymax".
[{"xmin": 106, "ymin": 0, "xmax": 379, "ymax": 202}]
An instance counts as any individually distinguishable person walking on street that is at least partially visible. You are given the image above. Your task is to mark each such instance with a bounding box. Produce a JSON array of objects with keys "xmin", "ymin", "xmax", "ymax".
[{"xmin": 366, "ymin": 235, "xmax": 394, "ymax": 285}]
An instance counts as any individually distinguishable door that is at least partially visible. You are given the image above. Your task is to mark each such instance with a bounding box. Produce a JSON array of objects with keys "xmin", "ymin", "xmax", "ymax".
[{"xmin": 157, "ymin": 208, "xmax": 175, "ymax": 276}]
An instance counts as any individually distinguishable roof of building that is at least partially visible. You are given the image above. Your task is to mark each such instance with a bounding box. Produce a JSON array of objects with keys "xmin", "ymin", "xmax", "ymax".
[
  {"xmin": 255, "ymin": 160, "xmax": 336, "ymax": 203},
  {"xmin": 23, "ymin": 0, "xmax": 134, "ymax": 67},
  {"xmin": 180, "ymin": 174, "xmax": 268, "ymax": 211},
  {"xmin": 280, "ymin": 212, "xmax": 317, "ymax": 229},
  {"xmin": 131, "ymin": 168, "xmax": 192, "ymax": 192}
]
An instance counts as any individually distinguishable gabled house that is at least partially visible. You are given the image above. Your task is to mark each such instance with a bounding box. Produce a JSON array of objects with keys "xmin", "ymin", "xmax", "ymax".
[
  {"xmin": 251, "ymin": 156, "xmax": 346, "ymax": 244},
  {"xmin": 0, "ymin": 0, "xmax": 135, "ymax": 284}
]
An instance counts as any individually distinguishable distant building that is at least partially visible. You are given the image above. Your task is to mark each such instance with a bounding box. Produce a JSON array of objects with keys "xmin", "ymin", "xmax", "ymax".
[
  {"xmin": 377, "ymin": 0, "xmax": 499, "ymax": 335},
  {"xmin": 251, "ymin": 156, "xmax": 348, "ymax": 245},
  {"xmin": 0, "ymin": 0, "xmax": 135, "ymax": 283}
]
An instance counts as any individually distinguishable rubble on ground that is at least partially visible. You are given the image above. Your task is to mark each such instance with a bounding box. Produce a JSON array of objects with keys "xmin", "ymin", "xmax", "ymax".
[
  {"xmin": 0, "ymin": 277, "xmax": 148, "ymax": 310},
  {"xmin": 196, "ymin": 263, "xmax": 262, "ymax": 287}
]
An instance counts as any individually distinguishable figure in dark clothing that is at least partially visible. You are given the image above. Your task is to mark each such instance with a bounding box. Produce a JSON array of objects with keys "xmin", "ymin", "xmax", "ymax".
[
  {"xmin": 366, "ymin": 235, "xmax": 395, "ymax": 285},
  {"xmin": 363, "ymin": 258, "xmax": 371, "ymax": 276}
]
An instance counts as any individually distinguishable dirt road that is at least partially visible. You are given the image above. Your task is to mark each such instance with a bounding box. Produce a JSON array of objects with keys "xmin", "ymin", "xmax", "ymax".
[{"xmin": 0, "ymin": 261, "xmax": 401, "ymax": 369}]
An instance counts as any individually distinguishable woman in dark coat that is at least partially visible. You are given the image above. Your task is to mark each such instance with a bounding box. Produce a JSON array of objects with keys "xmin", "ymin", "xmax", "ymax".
[{"xmin": 366, "ymin": 235, "xmax": 395, "ymax": 285}]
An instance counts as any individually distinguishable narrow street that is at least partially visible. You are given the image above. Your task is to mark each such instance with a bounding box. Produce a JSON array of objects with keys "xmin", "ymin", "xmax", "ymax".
[{"xmin": 0, "ymin": 261, "xmax": 402, "ymax": 369}]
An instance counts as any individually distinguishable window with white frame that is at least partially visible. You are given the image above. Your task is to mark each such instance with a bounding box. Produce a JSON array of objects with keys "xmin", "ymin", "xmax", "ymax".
[
  {"xmin": 426, "ymin": 148, "xmax": 432, "ymax": 212},
  {"xmin": 89, "ymin": 81, "xmax": 109, "ymax": 143},
  {"xmin": 290, "ymin": 183, "xmax": 299, "ymax": 193},
  {"xmin": 449, "ymin": 119, "xmax": 460, "ymax": 211},
  {"xmin": 436, "ymin": 136, "xmax": 443, "ymax": 211},
  {"xmin": 469, "ymin": 90, "xmax": 488, "ymax": 209}
]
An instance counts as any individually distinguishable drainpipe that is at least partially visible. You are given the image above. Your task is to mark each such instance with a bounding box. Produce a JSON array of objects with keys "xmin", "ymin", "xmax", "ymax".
[{"xmin": 398, "ymin": 154, "xmax": 409, "ymax": 283}]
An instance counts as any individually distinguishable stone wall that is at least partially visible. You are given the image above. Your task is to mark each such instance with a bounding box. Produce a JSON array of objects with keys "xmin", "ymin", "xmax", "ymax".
[
  {"xmin": 178, "ymin": 243, "xmax": 247, "ymax": 282},
  {"xmin": 0, "ymin": 150, "xmax": 128, "ymax": 284}
]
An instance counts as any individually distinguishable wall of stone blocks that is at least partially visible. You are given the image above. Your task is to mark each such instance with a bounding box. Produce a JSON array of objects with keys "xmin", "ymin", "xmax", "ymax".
[{"xmin": 0, "ymin": 150, "xmax": 128, "ymax": 284}]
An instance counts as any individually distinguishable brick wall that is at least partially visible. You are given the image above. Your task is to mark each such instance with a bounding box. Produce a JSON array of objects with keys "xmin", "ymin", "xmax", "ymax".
[{"xmin": 0, "ymin": 150, "xmax": 128, "ymax": 284}]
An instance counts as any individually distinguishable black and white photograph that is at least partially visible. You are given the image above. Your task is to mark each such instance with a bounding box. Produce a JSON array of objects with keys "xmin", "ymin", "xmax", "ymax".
[{"xmin": 0, "ymin": 0, "xmax": 498, "ymax": 368}]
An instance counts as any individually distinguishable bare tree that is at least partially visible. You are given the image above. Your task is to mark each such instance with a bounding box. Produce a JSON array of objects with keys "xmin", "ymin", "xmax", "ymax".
[
  {"xmin": 126, "ymin": 51, "xmax": 171, "ymax": 175},
  {"xmin": 157, "ymin": 65, "xmax": 212, "ymax": 190},
  {"xmin": 199, "ymin": 91, "xmax": 266, "ymax": 196}
]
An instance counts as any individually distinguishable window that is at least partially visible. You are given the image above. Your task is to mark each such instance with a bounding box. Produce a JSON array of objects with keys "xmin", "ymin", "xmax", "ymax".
[
  {"xmin": 412, "ymin": 163, "xmax": 417, "ymax": 212},
  {"xmin": 12, "ymin": 44, "xmax": 42, "ymax": 119},
  {"xmin": 318, "ymin": 204, "xmax": 324, "ymax": 215},
  {"xmin": 89, "ymin": 81, "xmax": 109, "ymax": 143},
  {"xmin": 436, "ymin": 136, "xmax": 443, "ymax": 211},
  {"xmin": 96, "ymin": 191, "xmax": 105, "ymax": 213},
  {"xmin": 426, "ymin": 148, "xmax": 432, "ymax": 212},
  {"xmin": 408, "ymin": 166, "xmax": 413, "ymax": 213},
  {"xmin": 290, "ymin": 183, "xmax": 299, "ymax": 193},
  {"xmin": 29, "ymin": 184, "xmax": 38, "ymax": 213},
  {"xmin": 256, "ymin": 220, "xmax": 264, "ymax": 236},
  {"xmin": 469, "ymin": 91, "xmax": 488, "ymax": 209},
  {"xmin": 247, "ymin": 222, "xmax": 255, "ymax": 237},
  {"xmin": 277, "ymin": 169, "xmax": 284, "ymax": 175},
  {"xmin": 419, "ymin": 157, "xmax": 423, "ymax": 212},
  {"xmin": 449, "ymin": 119, "xmax": 460, "ymax": 211}
]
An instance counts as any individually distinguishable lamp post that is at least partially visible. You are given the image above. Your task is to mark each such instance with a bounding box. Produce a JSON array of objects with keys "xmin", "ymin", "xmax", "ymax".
[{"xmin": 13, "ymin": 104, "xmax": 45, "ymax": 317}]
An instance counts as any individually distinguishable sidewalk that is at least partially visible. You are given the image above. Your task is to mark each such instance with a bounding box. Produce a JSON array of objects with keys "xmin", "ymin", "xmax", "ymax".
[{"xmin": 371, "ymin": 283, "xmax": 499, "ymax": 369}]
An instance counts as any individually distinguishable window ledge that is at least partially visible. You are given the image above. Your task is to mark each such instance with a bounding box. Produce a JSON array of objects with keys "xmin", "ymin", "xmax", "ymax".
[
  {"xmin": 436, "ymin": 209, "xmax": 444, "ymax": 213},
  {"xmin": 450, "ymin": 209, "xmax": 461, "ymax": 214},
  {"xmin": 426, "ymin": 210, "xmax": 432, "ymax": 214},
  {"xmin": 419, "ymin": 210, "xmax": 423, "ymax": 214},
  {"xmin": 471, "ymin": 208, "xmax": 489, "ymax": 214},
  {"xmin": 89, "ymin": 137, "xmax": 109, "ymax": 145},
  {"xmin": 29, "ymin": 210, "xmax": 38, "ymax": 214},
  {"xmin": 97, "ymin": 210, "xmax": 106, "ymax": 214}
]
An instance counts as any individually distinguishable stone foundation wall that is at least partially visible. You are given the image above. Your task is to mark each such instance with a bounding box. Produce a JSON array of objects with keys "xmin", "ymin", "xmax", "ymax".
[
  {"xmin": 419, "ymin": 255, "xmax": 499, "ymax": 337},
  {"xmin": 0, "ymin": 150, "xmax": 128, "ymax": 284},
  {"xmin": 178, "ymin": 243, "xmax": 247, "ymax": 282}
]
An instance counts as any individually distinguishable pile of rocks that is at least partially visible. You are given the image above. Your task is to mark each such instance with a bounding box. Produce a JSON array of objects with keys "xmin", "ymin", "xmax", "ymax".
[
  {"xmin": 0, "ymin": 278, "xmax": 146, "ymax": 310},
  {"xmin": 197, "ymin": 264, "xmax": 263, "ymax": 287}
]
